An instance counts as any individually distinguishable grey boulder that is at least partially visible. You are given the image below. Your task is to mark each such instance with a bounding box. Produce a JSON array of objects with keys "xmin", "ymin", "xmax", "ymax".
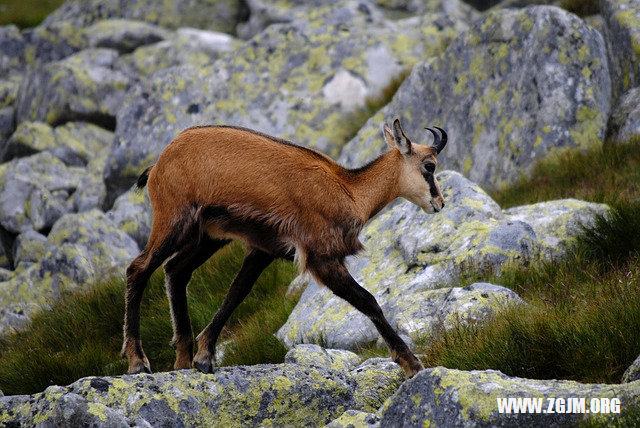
[
  {"xmin": 607, "ymin": 86, "xmax": 640, "ymax": 142},
  {"xmin": 339, "ymin": 6, "xmax": 611, "ymax": 189},
  {"xmin": 600, "ymin": 0, "xmax": 640, "ymax": 99},
  {"xmin": 623, "ymin": 353, "xmax": 640, "ymax": 383},
  {"xmin": 15, "ymin": 48, "xmax": 132, "ymax": 127},
  {"xmin": 379, "ymin": 366, "xmax": 638, "ymax": 426},
  {"xmin": 84, "ymin": 19, "xmax": 171, "ymax": 54}
]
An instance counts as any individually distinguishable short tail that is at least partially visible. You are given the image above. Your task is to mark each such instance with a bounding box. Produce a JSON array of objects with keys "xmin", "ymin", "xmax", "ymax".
[{"xmin": 135, "ymin": 165, "xmax": 154, "ymax": 190}]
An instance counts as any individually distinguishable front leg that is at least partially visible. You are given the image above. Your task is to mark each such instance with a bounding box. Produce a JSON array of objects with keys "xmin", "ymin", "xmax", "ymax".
[{"xmin": 308, "ymin": 256, "xmax": 424, "ymax": 377}]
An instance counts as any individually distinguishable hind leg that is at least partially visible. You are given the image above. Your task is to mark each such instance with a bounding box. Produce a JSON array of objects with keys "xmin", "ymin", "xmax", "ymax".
[
  {"xmin": 164, "ymin": 237, "xmax": 230, "ymax": 369},
  {"xmin": 122, "ymin": 214, "xmax": 187, "ymax": 374},
  {"xmin": 122, "ymin": 249, "xmax": 172, "ymax": 374},
  {"xmin": 193, "ymin": 248, "xmax": 274, "ymax": 373}
]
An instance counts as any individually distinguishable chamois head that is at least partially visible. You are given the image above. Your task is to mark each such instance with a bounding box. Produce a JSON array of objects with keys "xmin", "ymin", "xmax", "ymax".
[{"xmin": 383, "ymin": 119, "xmax": 447, "ymax": 214}]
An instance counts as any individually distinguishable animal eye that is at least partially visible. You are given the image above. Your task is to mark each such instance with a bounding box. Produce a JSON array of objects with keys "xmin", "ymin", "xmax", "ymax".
[{"xmin": 423, "ymin": 162, "xmax": 436, "ymax": 174}]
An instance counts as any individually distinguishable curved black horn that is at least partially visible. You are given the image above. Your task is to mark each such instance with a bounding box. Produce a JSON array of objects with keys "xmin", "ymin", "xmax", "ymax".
[
  {"xmin": 433, "ymin": 126, "xmax": 447, "ymax": 154},
  {"xmin": 425, "ymin": 127, "xmax": 441, "ymax": 151}
]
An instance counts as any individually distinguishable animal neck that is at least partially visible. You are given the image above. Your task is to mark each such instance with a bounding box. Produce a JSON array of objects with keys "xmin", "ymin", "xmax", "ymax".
[{"xmin": 347, "ymin": 150, "xmax": 401, "ymax": 222}]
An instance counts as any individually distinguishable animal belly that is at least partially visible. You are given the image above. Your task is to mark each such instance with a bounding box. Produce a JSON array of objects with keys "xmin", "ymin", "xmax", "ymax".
[{"xmin": 204, "ymin": 220, "xmax": 294, "ymax": 259}]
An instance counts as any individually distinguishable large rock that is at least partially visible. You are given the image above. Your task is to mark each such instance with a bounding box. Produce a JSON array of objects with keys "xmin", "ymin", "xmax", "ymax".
[
  {"xmin": 15, "ymin": 48, "xmax": 132, "ymax": 127},
  {"xmin": 0, "ymin": 76, "xmax": 20, "ymax": 146},
  {"xmin": 106, "ymin": 189, "xmax": 152, "ymax": 249},
  {"xmin": 326, "ymin": 410, "xmax": 380, "ymax": 428},
  {"xmin": 21, "ymin": 21, "xmax": 89, "ymax": 66},
  {"xmin": 504, "ymin": 198, "xmax": 609, "ymax": 259},
  {"xmin": 40, "ymin": 0, "xmax": 244, "ymax": 34},
  {"xmin": 119, "ymin": 27, "xmax": 240, "ymax": 77},
  {"xmin": 374, "ymin": 0, "xmax": 479, "ymax": 18},
  {"xmin": 0, "ymin": 210, "xmax": 138, "ymax": 335},
  {"xmin": 623, "ymin": 353, "xmax": 640, "ymax": 383},
  {"xmin": 0, "ymin": 365, "xmax": 356, "ymax": 426},
  {"xmin": 277, "ymin": 171, "xmax": 608, "ymax": 350},
  {"xmin": 285, "ymin": 344, "xmax": 362, "ymax": 371},
  {"xmin": 607, "ymin": 86, "xmax": 640, "ymax": 142},
  {"xmin": 84, "ymin": 19, "xmax": 171, "ymax": 54},
  {"xmin": 2, "ymin": 121, "xmax": 114, "ymax": 165},
  {"xmin": 340, "ymin": 6, "xmax": 611, "ymax": 189},
  {"xmin": 103, "ymin": 4, "xmax": 466, "ymax": 203},
  {"xmin": 379, "ymin": 366, "xmax": 638, "ymax": 426},
  {"xmin": 237, "ymin": 0, "xmax": 477, "ymax": 39},
  {"xmin": 0, "ymin": 153, "xmax": 85, "ymax": 234},
  {"xmin": 600, "ymin": 0, "xmax": 640, "ymax": 98},
  {"xmin": 350, "ymin": 358, "xmax": 404, "ymax": 413},
  {"xmin": 0, "ymin": 25, "xmax": 26, "ymax": 77}
]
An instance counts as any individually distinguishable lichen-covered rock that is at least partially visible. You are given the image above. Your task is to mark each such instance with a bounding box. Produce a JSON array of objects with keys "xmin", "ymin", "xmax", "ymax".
[
  {"xmin": 41, "ymin": 0, "xmax": 244, "ymax": 34},
  {"xmin": 504, "ymin": 199, "xmax": 608, "ymax": 258},
  {"xmin": 0, "ymin": 152, "xmax": 85, "ymax": 234},
  {"xmin": 607, "ymin": 86, "xmax": 640, "ymax": 142},
  {"xmin": 13, "ymin": 230, "xmax": 48, "ymax": 268},
  {"xmin": 0, "ymin": 365, "xmax": 357, "ymax": 427},
  {"xmin": 326, "ymin": 409, "xmax": 380, "ymax": 428},
  {"xmin": 340, "ymin": 6, "xmax": 611, "ymax": 189},
  {"xmin": 3, "ymin": 121, "xmax": 114, "ymax": 165},
  {"xmin": 285, "ymin": 344, "xmax": 362, "ymax": 371},
  {"xmin": 350, "ymin": 358, "xmax": 404, "ymax": 413},
  {"xmin": 103, "ymin": 5, "xmax": 466, "ymax": 202},
  {"xmin": 119, "ymin": 28, "xmax": 240, "ymax": 77},
  {"xmin": 0, "ymin": 210, "xmax": 138, "ymax": 333},
  {"xmin": 0, "ymin": 25, "xmax": 26, "ymax": 78},
  {"xmin": 600, "ymin": 0, "xmax": 640, "ymax": 98},
  {"xmin": 106, "ymin": 189, "xmax": 152, "ymax": 249},
  {"xmin": 236, "ymin": 0, "xmax": 372, "ymax": 40},
  {"xmin": 622, "ymin": 353, "xmax": 640, "ymax": 383},
  {"xmin": 375, "ymin": 0, "xmax": 479, "ymax": 21},
  {"xmin": 21, "ymin": 21, "xmax": 89, "ymax": 66},
  {"xmin": 378, "ymin": 366, "xmax": 639, "ymax": 426},
  {"xmin": 494, "ymin": 0, "xmax": 563, "ymax": 8},
  {"xmin": 15, "ymin": 48, "xmax": 132, "ymax": 127},
  {"xmin": 0, "ymin": 76, "xmax": 20, "ymax": 145},
  {"xmin": 0, "ymin": 303, "xmax": 37, "ymax": 335},
  {"xmin": 277, "ymin": 171, "xmax": 607, "ymax": 350},
  {"xmin": 84, "ymin": 19, "xmax": 170, "ymax": 53}
]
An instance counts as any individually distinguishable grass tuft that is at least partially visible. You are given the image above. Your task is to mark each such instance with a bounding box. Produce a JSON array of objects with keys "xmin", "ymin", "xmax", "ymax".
[
  {"xmin": 0, "ymin": 0, "xmax": 64, "ymax": 28},
  {"xmin": 0, "ymin": 242, "xmax": 298, "ymax": 395},
  {"xmin": 492, "ymin": 138, "xmax": 640, "ymax": 208},
  {"xmin": 559, "ymin": 0, "xmax": 600, "ymax": 18}
]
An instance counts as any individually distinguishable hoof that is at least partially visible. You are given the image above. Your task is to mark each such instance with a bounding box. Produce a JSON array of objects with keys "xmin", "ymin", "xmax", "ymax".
[
  {"xmin": 403, "ymin": 359, "xmax": 424, "ymax": 378},
  {"xmin": 393, "ymin": 351, "xmax": 424, "ymax": 378},
  {"xmin": 128, "ymin": 360, "xmax": 151, "ymax": 375},
  {"xmin": 193, "ymin": 358, "xmax": 214, "ymax": 373}
]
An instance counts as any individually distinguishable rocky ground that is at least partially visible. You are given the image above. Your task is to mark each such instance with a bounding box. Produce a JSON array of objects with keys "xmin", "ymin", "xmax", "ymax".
[{"xmin": 2, "ymin": 0, "xmax": 640, "ymax": 426}]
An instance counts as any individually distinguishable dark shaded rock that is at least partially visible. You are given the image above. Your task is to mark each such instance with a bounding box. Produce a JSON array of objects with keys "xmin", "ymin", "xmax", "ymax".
[{"xmin": 607, "ymin": 86, "xmax": 640, "ymax": 142}]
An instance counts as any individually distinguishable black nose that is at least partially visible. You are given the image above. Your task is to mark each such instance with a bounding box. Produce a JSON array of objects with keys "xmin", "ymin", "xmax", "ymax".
[{"xmin": 442, "ymin": 202, "xmax": 445, "ymax": 208}]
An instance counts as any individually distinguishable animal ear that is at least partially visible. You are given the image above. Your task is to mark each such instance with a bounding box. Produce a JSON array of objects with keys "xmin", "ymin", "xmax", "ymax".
[
  {"xmin": 392, "ymin": 119, "xmax": 412, "ymax": 155},
  {"xmin": 383, "ymin": 124, "xmax": 395, "ymax": 149}
]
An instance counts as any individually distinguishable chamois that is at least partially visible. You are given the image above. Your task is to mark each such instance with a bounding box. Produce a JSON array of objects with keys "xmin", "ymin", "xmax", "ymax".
[{"xmin": 122, "ymin": 119, "xmax": 447, "ymax": 377}]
